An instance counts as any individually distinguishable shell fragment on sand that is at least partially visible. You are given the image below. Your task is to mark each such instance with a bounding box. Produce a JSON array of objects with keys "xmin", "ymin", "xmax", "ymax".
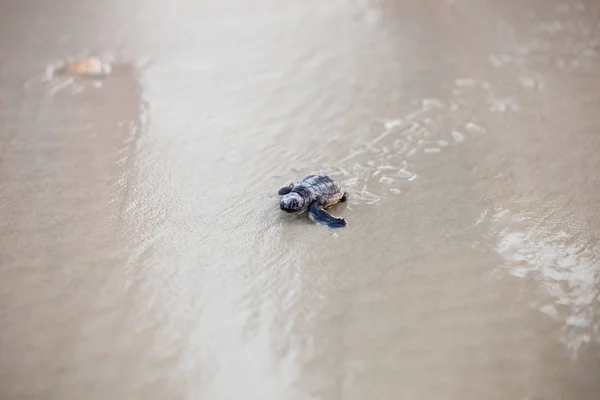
[{"xmin": 63, "ymin": 57, "xmax": 112, "ymax": 77}]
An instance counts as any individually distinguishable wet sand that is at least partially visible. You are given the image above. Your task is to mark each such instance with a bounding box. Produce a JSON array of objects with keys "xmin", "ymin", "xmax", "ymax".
[{"xmin": 1, "ymin": 0, "xmax": 599, "ymax": 399}]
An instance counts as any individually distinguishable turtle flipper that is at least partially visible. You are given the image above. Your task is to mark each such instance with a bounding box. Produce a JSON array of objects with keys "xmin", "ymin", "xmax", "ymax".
[
  {"xmin": 308, "ymin": 201, "xmax": 346, "ymax": 228},
  {"xmin": 340, "ymin": 192, "xmax": 348, "ymax": 202},
  {"xmin": 278, "ymin": 184, "xmax": 293, "ymax": 195}
]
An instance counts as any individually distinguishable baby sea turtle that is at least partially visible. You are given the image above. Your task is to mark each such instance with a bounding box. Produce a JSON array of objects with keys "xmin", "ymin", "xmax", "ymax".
[{"xmin": 278, "ymin": 174, "xmax": 347, "ymax": 228}]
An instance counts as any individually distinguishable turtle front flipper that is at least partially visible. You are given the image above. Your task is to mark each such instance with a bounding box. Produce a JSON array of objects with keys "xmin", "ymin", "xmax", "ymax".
[
  {"xmin": 308, "ymin": 201, "xmax": 347, "ymax": 228},
  {"xmin": 278, "ymin": 184, "xmax": 293, "ymax": 195}
]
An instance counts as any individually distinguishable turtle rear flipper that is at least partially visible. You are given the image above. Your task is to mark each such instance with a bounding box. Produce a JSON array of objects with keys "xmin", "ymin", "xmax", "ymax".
[
  {"xmin": 308, "ymin": 201, "xmax": 347, "ymax": 228},
  {"xmin": 278, "ymin": 184, "xmax": 293, "ymax": 195}
]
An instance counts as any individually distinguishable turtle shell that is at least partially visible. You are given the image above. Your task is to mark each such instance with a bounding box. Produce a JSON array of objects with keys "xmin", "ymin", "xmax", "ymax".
[{"xmin": 293, "ymin": 175, "xmax": 345, "ymax": 207}]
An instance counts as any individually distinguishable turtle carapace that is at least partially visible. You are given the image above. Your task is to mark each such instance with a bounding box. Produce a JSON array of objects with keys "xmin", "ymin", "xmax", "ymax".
[{"xmin": 278, "ymin": 174, "xmax": 347, "ymax": 228}]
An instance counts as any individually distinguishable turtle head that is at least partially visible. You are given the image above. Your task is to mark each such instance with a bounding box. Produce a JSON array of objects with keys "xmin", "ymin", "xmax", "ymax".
[{"xmin": 280, "ymin": 192, "xmax": 305, "ymax": 213}]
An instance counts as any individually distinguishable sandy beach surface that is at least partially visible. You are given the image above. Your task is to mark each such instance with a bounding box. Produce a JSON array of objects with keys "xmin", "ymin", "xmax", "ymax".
[{"xmin": 1, "ymin": 0, "xmax": 599, "ymax": 399}]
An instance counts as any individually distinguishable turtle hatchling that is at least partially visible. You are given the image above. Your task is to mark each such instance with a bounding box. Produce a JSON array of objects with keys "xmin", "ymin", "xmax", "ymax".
[{"xmin": 278, "ymin": 174, "xmax": 348, "ymax": 228}]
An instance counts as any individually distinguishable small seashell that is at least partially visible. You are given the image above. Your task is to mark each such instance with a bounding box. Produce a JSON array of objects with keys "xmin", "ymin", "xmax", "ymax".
[{"xmin": 66, "ymin": 57, "xmax": 111, "ymax": 77}]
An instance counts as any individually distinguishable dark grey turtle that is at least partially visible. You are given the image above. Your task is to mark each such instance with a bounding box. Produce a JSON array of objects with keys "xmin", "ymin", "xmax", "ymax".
[{"xmin": 278, "ymin": 174, "xmax": 348, "ymax": 228}]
